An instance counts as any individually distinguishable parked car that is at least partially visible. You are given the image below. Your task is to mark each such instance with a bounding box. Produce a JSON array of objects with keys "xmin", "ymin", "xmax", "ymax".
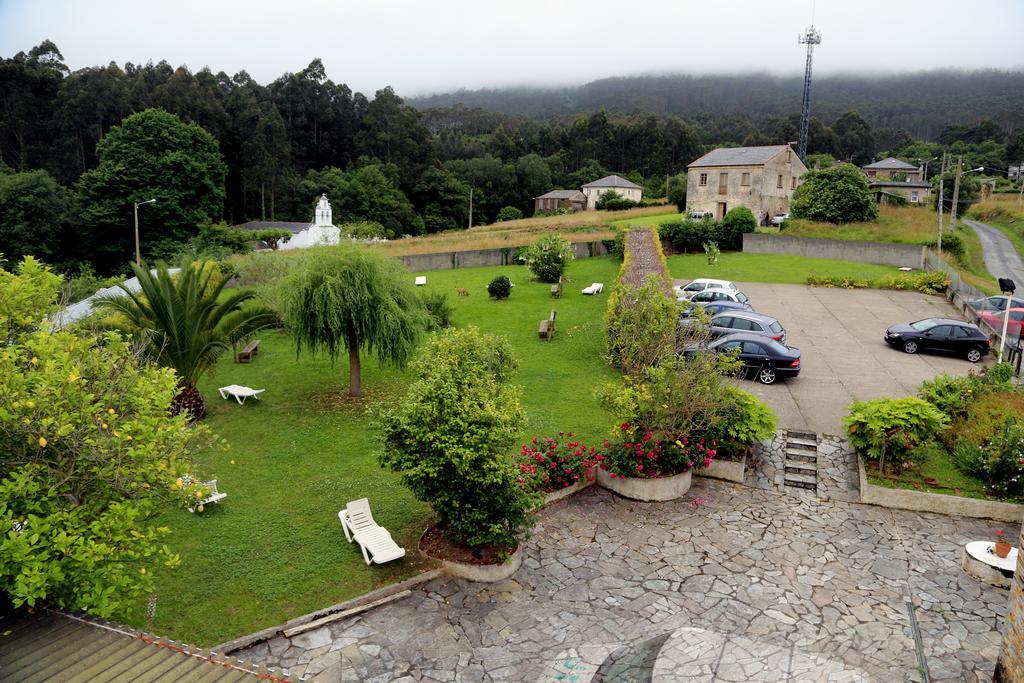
[
  {"xmin": 679, "ymin": 300, "xmax": 753, "ymax": 322},
  {"xmin": 771, "ymin": 212, "xmax": 790, "ymax": 226},
  {"xmin": 968, "ymin": 295, "xmax": 1024, "ymax": 312},
  {"xmin": 686, "ymin": 332, "xmax": 801, "ymax": 384},
  {"xmin": 978, "ymin": 308, "xmax": 1024, "ymax": 337},
  {"xmin": 674, "ymin": 278, "xmax": 738, "ymax": 300},
  {"xmin": 883, "ymin": 317, "xmax": 991, "ymax": 362},
  {"xmin": 688, "ymin": 287, "xmax": 751, "ymax": 307},
  {"xmin": 708, "ymin": 311, "xmax": 786, "ymax": 344},
  {"xmin": 688, "ymin": 210, "xmax": 715, "ymax": 220}
]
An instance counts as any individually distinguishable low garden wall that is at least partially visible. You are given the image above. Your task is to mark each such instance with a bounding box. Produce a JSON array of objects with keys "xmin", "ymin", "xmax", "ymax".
[
  {"xmin": 743, "ymin": 233, "xmax": 925, "ymax": 269},
  {"xmin": 694, "ymin": 454, "xmax": 747, "ymax": 483},
  {"xmin": 857, "ymin": 455, "xmax": 1024, "ymax": 523},
  {"xmin": 397, "ymin": 240, "xmax": 607, "ymax": 272}
]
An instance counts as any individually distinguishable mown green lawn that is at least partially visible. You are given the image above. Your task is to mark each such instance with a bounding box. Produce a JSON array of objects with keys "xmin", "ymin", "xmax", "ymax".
[
  {"xmin": 610, "ymin": 211, "xmax": 681, "ymax": 228},
  {"xmin": 666, "ymin": 252, "xmax": 903, "ymax": 284},
  {"xmin": 122, "ymin": 257, "xmax": 621, "ymax": 646}
]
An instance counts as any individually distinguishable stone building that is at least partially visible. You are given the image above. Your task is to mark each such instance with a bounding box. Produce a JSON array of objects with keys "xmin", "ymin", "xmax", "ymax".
[
  {"xmin": 234, "ymin": 194, "xmax": 341, "ymax": 250},
  {"xmin": 581, "ymin": 175, "xmax": 643, "ymax": 210},
  {"xmin": 862, "ymin": 157, "xmax": 924, "ymax": 181},
  {"xmin": 685, "ymin": 145, "xmax": 807, "ymax": 220},
  {"xmin": 534, "ymin": 190, "xmax": 587, "ymax": 214},
  {"xmin": 862, "ymin": 158, "xmax": 932, "ymax": 204},
  {"xmin": 995, "ymin": 523, "xmax": 1024, "ymax": 682}
]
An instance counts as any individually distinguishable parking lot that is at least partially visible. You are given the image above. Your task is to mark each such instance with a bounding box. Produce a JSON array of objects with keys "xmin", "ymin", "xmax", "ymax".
[{"xmin": 707, "ymin": 282, "xmax": 991, "ymax": 436}]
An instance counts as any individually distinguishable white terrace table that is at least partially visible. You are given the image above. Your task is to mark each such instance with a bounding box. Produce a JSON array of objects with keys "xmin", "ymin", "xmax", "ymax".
[
  {"xmin": 961, "ymin": 540, "xmax": 1018, "ymax": 588},
  {"xmin": 218, "ymin": 384, "xmax": 265, "ymax": 405}
]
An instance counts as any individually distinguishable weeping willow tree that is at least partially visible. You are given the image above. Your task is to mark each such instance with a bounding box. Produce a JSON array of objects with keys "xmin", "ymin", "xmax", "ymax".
[{"xmin": 281, "ymin": 248, "xmax": 428, "ymax": 397}]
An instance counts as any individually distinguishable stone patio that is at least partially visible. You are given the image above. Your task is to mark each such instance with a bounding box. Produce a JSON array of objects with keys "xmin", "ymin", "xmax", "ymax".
[{"xmin": 238, "ymin": 454, "xmax": 1010, "ymax": 682}]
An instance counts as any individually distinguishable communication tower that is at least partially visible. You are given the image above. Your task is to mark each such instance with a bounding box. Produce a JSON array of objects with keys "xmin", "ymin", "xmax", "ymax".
[{"xmin": 797, "ymin": 26, "xmax": 822, "ymax": 159}]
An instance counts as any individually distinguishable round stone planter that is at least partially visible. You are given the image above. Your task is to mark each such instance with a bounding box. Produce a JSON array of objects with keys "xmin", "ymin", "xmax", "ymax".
[
  {"xmin": 540, "ymin": 478, "xmax": 594, "ymax": 507},
  {"xmin": 597, "ymin": 467, "xmax": 692, "ymax": 501},
  {"xmin": 961, "ymin": 541, "xmax": 1017, "ymax": 589},
  {"xmin": 418, "ymin": 528, "xmax": 522, "ymax": 583}
]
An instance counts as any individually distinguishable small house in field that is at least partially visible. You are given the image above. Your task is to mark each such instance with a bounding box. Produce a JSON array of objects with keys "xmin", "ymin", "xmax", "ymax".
[
  {"xmin": 861, "ymin": 158, "xmax": 931, "ymax": 204},
  {"xmin": 233, "ymin": 194, "xmax": 341, "ymax": 250},
  {"xmin": 685, "ymin": 144, "xmax": 806, "ymax": 220},
  {"xmin": 534, "ymin": 190, "xmax": 587, "ymax": 214},
  {"xmin": 581, "ymin": 175, "xmax": 643, "ymax": 210}
]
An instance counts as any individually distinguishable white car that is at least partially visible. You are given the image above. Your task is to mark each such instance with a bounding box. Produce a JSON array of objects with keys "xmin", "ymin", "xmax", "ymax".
[
  {"xmin": 673, "ymin": 278, "xmax": 738, "ymax": 300},
  {"xmin": 687, "ymin": 287, "xmax": 751, "ymax": 307},
  {"xmin": 688, "ymin": 210, "xmax": 715, "ymax": 221},
  {"xmin": 771, "ymin": 212, "xmax": 790, "ymax": 226}
]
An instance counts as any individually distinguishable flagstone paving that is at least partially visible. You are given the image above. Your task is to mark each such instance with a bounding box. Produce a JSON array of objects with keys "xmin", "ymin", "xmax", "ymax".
[{"xmin": 239, "ymin": 471, "xmax": 1010, "ymax": 682}]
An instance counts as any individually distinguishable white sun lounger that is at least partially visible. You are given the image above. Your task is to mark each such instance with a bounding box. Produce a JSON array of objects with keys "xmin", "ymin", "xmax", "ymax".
[
  {"xmin": 415, "ymin": 276, "xmax": 427, "ymax": 286},
  {"xmin": 338, "ymin": 498, "xmax": 406, "ymax": 565},
  {"xmin": 218, "ymin": 384, "xmax": 265, "ymax": 405},
  {"xmin": 582, "ymin": 282, "xmax": 604, "ymax": 295}
]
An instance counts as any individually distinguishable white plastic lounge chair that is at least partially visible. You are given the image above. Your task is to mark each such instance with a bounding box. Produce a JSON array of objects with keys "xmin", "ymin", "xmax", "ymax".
[
  {"xmin": 218, "ymin": 384, "xmax": 265, "ymax": 405},
  {"xmin": 338, "ymin": 498, "xmax": 406, "ymax": 565},
  {"xmin": 415, "ymin": 276, "xmax": 427, "ymax": 286},
  {"xmin": 582, "ymin": 282, "xmax": 604, "ymax": 295},
  {"xmin": 184, "ymin": 477, "xmax": 227, "ymax": 512}
]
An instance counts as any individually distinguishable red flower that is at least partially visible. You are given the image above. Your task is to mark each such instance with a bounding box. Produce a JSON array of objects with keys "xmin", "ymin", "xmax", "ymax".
[
  {"xmin": 595, "ymin": 454, "xmax": 604, "ymax": 461},
  {"xmin": 532, "ymin": 437, "xmax": 538, "ymax": 445},
  {"xmin": 603, "ymin": 439, "xmax": 610, "ymax": 448},
  {"xmin": 610, "ymin": 472, "xmax": 617, "ymax": 478},
  {"xmin": 643, "ymin": 432, "xmax": 652, "ymax": 442},
  {"xmin": 636, "ymin": 464, "xmax": 644, "ymax": 471},
  {"xmin": 620, "ymin": 422, "xmax": 630, "ymax": 431},
  {"xmin": 703, "ymin": 458, "xmax": 711, "ymax": 468}
]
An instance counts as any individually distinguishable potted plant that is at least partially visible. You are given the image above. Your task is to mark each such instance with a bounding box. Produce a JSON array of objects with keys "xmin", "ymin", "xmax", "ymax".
[
  {"xmin": 515, "ymin": 433, "xmax": 600, "ymax": 504},
  {"xmin": 994, "ymin": 529, "xmax": 1013, "ymax": 559},
  {"xmin": 596, "ymin": 425, "xmax": 717, "ymax": 502}
]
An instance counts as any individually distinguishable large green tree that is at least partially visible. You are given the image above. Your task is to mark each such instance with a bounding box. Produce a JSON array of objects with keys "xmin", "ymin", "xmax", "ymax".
[
  {"xmin": 833, "ymin": 110, "xmax": 875, "ymax": 166},
  {"xmin": 0, "ymin": 169, "xmax": 69, "ymax": 263},
  {"xmin": 95, "ymin": 260, "xmax": 276, "ymax": 420},
  {"xmin": 75, "ymin": 108, "xmax": 227, "ymax": 273},
  {"xmin": 281, "ymin": 248, "xmax": 427, "ymax": 397},
  {"xmin": 791, "ymin": 163, "xmax": 879, "ymax": 224},
  {"xmin": 0, "ymin": 257, "xmax": 209, "ymax": 617}
]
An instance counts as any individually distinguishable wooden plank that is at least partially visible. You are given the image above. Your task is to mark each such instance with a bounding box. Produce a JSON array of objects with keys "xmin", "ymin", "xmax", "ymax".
[{"xmin": 282, "ymin": 590, "xmax": 412, "ymax": 638}]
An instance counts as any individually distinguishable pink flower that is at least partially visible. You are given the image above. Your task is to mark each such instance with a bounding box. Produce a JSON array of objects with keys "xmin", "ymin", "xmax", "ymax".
[
  {"xmin": 620, "ymin": 422, "xmax": 630, "ymax": 431},
  {"xmin": 643, "ymin": 432, "xmax": 652, "ymax": 442},
  {"xmin": 595, "ymin": 454, "xmax": 604, "ymax": 461},
  {"xmin": 703, "ymin": 458, "xmax": 711, "ymax": 468},
  {"xmin": 532, "ymin": 437, "xmax": 538, "ymax": 445},
  {"xmin": 610, "ymin": 472, "xmax": 617, "ymax": 478},
  {"xmin": 636, "ymin": 464, "xmax": 644, "ymax": 471}
]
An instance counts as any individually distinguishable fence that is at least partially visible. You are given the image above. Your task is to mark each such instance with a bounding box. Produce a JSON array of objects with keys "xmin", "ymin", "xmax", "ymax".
[{"xmin": 396, "ymin": 240, "xmax": 608, "ymax": 272}]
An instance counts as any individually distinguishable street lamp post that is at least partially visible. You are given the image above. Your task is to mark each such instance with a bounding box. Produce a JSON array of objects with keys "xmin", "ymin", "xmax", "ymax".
[
  {"xmin": 133, "ymin": 198, "xmax": 156, "ymax": 266},
  {"xmin": 998, "ymin": 278, "xmax": 1017, "ymax": 363}
]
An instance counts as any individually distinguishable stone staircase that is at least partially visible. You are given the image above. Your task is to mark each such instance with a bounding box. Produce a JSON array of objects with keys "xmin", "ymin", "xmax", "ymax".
[{"xmin": 783, "ymin": 430, "xmax": 818, "ymax": 491}]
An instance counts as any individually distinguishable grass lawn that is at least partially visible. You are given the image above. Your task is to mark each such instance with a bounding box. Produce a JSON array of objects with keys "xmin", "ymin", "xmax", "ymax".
[
  {"xmin": 665, "ymin": 252, "xmax": 904, "ymax": 284},
  {"xmin": 610, "ymin": 211, "xmax": 681, "ymax": 228},
  {"xmin": 782, "ymin": 204, "xmax": 938, "ymax": 244},
  {"xmin": 864, "ymin": 453, "xmax": 1017, "ymax": 502},
  {"xmin": 122, "ymin": 257, "xmax": 621, "ymax": 646}
]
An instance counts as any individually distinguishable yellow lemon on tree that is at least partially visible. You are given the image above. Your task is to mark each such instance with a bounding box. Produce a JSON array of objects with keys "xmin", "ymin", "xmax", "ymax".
[
  {"xmin": 108, "ymin": 408, "xmax": 116, "ymax": 415},
  {"xmin": 38, "ymin": 436, "xmax": 47, "ymax": 447},
  {"xmin": 195, "ymin": 490, "xmax": 203, "ymax": 498},
  {"xmin": 174, "ymin": 478, "xmax": 183, "ymax": 489},
  {"xmin": 197, "ymin": 504, "xmax": 205, "ymax": 513},
  {"xmin": 30, "ymin": 356, "xmax": 38, "ymax": 365},
  {"xmin": 139, "ymin": 567, "xmax": 146, "ymax": 575}
]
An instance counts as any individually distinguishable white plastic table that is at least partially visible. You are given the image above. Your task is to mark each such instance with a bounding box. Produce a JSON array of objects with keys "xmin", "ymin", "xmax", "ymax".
[
  {"xmin": 962, "ymin": 540, "xmax": 1018, "ymax": 588},
  {"xmin": 218, "ymin": 384, "xmax": 265, "ymax": 405}
]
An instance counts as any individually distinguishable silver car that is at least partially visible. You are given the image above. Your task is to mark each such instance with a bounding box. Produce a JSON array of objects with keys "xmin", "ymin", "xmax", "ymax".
[{"xmin": 708, "ymin": 311, "xmax": 786, "ymax": 344}]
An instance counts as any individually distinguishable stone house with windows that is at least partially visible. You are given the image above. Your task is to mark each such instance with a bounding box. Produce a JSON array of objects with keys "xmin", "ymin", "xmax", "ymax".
[
  {"xmin": 861, "ymin": 158, "xmax": 932, "ymax": 204},
  {"xmin": 685, "ymin": 145, "xmax": 806, "ymax": 220},
  {"xmin": 581, "ymin": 175, "xmax": 643, "ymax": 210},
  {"xmin": 533, "ymin": 189, "xmax": 587, "ymax": 213}
]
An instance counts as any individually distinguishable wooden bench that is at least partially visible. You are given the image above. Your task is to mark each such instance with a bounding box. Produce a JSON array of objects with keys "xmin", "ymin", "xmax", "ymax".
[
  {"xmin": 550, "ymin": 277, "xmax": 564, "ymax": 299},
  {"xmin": 539, "ymin": 309, "xmax": 557, "ymax": 341},
  {"xmin": 235, "ymin": 339, "xmax": 260, "ymax": 363}
]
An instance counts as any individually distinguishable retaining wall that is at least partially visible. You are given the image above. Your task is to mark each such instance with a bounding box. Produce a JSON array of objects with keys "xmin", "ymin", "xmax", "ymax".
[
  {"xmin": 397, "ymin": 240, "xmax": 607, "ymax": 273},
  {"xmin": 742, "ymin": 233, "xmax": 926, "ymax": 269}
]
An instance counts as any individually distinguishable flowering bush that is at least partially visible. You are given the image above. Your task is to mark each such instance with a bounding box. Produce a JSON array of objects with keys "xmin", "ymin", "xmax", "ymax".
[
  {"xmin": 952, "ymin": 420, "xmax": 1024, "ymax": 500},
  {"xmin": 516, "ymin": 433, "xmax": 601, "ymax": 491},
  {"xmin": 601, "ymin": 423, "xmax": 717, "ymax": 479},
  {"xmin": 518, "ymin": 234, "xmax": 574, "ymax": 283}
]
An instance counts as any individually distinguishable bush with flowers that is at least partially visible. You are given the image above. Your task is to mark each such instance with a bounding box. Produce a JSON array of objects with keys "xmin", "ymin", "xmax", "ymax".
[
  {"xmin": 515, "ymin": 432, "xmax": 602, "ymax": 491},
  {"xmin": 601, "ymin": 425, "xmax": 719, "ymax": 480}
]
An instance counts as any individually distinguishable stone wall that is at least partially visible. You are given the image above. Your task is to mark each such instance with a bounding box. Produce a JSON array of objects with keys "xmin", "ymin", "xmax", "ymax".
[
  {"xmin": 995, "ymin": 523, "xmax": 1024, "ymax": 682},
  {"xmin": 742, "ymin": 233, "xmax": 926, "ymax": 269},
  {"xmin": 397, "ymin": 240, "xmax": 607, "ymax": 273}
]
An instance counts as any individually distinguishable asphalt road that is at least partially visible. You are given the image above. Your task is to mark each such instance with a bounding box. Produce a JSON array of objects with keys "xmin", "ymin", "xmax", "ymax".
[{"xmin": 963, "ymin": 218, "xmax": 1024, "ymax": 286}]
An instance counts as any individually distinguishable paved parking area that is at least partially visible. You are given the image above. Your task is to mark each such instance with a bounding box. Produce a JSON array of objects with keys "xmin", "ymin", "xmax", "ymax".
[{"xmin": 723, "ymin": 283, "xmax": 991, "ymax": 436}]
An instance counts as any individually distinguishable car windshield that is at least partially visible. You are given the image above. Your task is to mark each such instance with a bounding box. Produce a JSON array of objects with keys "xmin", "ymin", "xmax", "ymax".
[{"xmin": 910, "ymin": 319, "xmax": 939, "ymax": 331}]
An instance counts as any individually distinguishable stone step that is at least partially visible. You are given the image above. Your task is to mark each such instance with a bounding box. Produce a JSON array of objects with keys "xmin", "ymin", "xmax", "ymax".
[
  {"xmin": 786, "ymin": 435, "xmax": 818, "ymax": 449},
  {"xmin": 785, "ymin": 449, "xmax": 818, "ymax": 464},
  {"xmin": 783, "ymin": 472, "xmax": 817, "ymax": 490},
  {"xmin": 785, "ymin": 459, "xmax": 817, "ymax": 475}
]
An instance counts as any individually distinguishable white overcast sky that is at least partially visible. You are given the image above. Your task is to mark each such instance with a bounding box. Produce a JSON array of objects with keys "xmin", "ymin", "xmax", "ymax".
[{"xmin": 1, "ymin": 0, "xmax": 1022, "ymax": 97}]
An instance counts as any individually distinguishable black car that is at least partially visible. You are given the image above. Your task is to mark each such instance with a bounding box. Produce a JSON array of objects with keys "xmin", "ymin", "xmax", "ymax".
[
  {"xmin": 686, "ymin": 332, "xmax": 801, "ymax": 384},
  {"xmin": 883, "ymin": 317, "xmax": 991, "ymax": 362}
]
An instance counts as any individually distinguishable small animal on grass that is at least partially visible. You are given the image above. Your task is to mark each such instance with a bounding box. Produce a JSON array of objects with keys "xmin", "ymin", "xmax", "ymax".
[{"xmin": 455, "ymin": 287, "xmax": 470, "ymax": 296}]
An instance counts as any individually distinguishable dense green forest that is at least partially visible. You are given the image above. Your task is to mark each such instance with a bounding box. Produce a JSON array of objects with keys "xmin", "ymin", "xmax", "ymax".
[{"xmin": 2, "ymin": 41, "xmax": 1022, "ymax": 275}]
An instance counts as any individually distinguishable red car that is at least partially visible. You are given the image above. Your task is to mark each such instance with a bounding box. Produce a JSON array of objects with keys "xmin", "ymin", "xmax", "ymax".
[{"xmin": 979, "ymin": 308, "xmax": 1024, "ymax": 337}]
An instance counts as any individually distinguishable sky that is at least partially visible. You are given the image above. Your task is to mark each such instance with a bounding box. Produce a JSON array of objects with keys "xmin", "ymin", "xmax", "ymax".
[{"xmin": 1, "ymin": 0, "xmax": 1022, "ymax": 97}]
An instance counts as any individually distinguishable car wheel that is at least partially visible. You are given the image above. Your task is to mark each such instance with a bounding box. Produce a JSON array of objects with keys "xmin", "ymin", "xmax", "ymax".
[
  {"xmin": 757, "ymin": 367, "xmax": 777, "ymax": 385},
  {"xmin": 902, "ymin": 340, "xmax": 918, "ymax": 354},
  {"xmin": 966, "ymin": 347, "xmax": 983, "ymax": 363}
]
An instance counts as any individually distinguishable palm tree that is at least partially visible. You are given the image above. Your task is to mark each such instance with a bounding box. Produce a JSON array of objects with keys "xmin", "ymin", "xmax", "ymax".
[{"xmin": 96, "ymin": 260, "xmax": 277, "ymax": 420}]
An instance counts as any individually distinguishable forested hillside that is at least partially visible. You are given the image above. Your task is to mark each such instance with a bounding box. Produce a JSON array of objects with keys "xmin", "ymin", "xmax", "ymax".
[{"xmin": 411, "ymin": 71, "xmax": 1024, "ymax": 140}]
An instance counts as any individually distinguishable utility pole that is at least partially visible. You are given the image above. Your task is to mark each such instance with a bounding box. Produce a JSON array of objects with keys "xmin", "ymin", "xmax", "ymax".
[
  {"xmin": 950, "ymin": 156, "xmax": 963, "ymax": 228},
  {"xmin": 467, "ymin": 187, "xmax": 473, "ymax": 229},
  {"xmin": 936, "ymin": 153, "xmax": 946, "ymax": 260}
]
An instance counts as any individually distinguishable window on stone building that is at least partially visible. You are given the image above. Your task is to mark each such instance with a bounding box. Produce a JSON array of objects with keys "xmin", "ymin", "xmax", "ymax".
[
  {"xmin": 777, "ymin": 174, "xmax": 783, "ymax": 188},
  {"xmin": 718, "ymin": 173, "xmax": 728, "ymax": 194},
  {"xmin": 791, "ymin": 177, "xmax": 796, "ymax": 190},
  {"xmin": 741, "ymin": 173, "xmax": 750, "ymax": 186},
  {"xmin": 699, "ymin": 173, "xmax": 707, "ymax": 186}
]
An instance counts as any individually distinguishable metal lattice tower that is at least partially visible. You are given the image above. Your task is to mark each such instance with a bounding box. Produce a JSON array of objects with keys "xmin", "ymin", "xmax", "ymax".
[{"xmin": 797, "ymin": 26, "xmax": 822, "ymax": 159}]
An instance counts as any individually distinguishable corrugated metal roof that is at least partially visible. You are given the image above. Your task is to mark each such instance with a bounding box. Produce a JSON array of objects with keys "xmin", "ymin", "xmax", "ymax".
[
  {"xmin": 688, "ymin": 145, "xmax": 791, "ymax": 168},
  {"xmin": 535, "ymin": 190, "xmax": 586, "ymax": 200},
  {"xmin": 581, "ymin": 175, "xmax": 643, "ymax": 189},
  {"xmin": 51, "ymin": 268, "xmax": 182, "ymax": 329},
  {"xmin": 0, "ymin": 610, "xmax": 292, "ymax": 682},
  {"xmin": 863, "ymin": 157, "xmax": 919, "ymax": 171}
]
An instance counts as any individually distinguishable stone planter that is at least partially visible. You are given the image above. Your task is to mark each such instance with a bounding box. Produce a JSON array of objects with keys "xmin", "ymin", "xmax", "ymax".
[
  {"xmin": 693, "ymin": 452, "xmax": 747, "ymax": 484},
  {"xmin": 597, "ymin": 467, "xmax": 692, "ymax": 501},
  {"xmin": 540, "ymin": 478, "xmax": 594, "ymax": 507},
  {"xmin": 418, "ymin": 528, "xmax": 522, "ymax": 583}
]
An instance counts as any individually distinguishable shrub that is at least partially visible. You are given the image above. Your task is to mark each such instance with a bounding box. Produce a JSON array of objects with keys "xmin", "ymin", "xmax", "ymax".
[
  {"xmin": 515, "ymin": 433, "xmax": 601, "ymax": 491},
  {"xmin": 719, "ymin": 207, "xmax": 756, "ymax": 250},
  {"xmin": 791, "ymin": 163, "xmax": 879, "ymax": 224},
  {"xmin": 339, "ymin": 221, "xmax": 389, "ymax": 240},
  {"xmin": 606, "ymin": 227, "xmax": 627, "ymax": 259},
  {"xmin": 807, "ymin": 271, "xmax": 948, "ymax": 294},
  {"xmin": 952, "ymin": 422, "xmax": 1024, "ymax": 499},
  {"xmin": 601, "ymin": 431, "xmax": 717, "ymax": 479},
  {"xmin": 496, "ymin": 206, "xmax": 523, "ymax": 222},
  {"xmin": 419, "ymin": 290, "xmax": 453, "ymax": 331},
  {"xmin": 658, "ymin": 220, "xmax": 719, "ymax": 253},
  {"xmin": 596, "ymin": 190, "xmax": 638, "ymax": 211},
  {"xmin": 378, "ymin": 327, "xmax": 534, "ymax": 550},
  {"xmin": 712, "ymin": 385, "xmax": 778, "ymax": 459},
  {"xmin": 845, "ymin": 397, "xmax": 949, "ymax": 473},
  {"xmin": 945, "ymin": 391, "xmax": 1024, "ymax": 450},
  {"xmin": 59, "ymin": 265, "xmax": 125, "ymax": 304},
  {"xmin": 518, "ymin": 234, "xmax": 574, "ymax": 283},
  {"xmin": 487, "ymin": 275, "xmax": 513, "ymax": 299},
  {"xmin": 603, "ymin": 276, "xmax": 680, "ymax": 375},
  {"xmin": 703, "ymin": 241, "xmax": 720, "ymax": 265},
  {"xmin": 918, "ymin": 365, "xmax": 1013, "ymax": 421},
  {"xmin": 926, "ymin": 232, "xmax": 964, "ymax": 258}
]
